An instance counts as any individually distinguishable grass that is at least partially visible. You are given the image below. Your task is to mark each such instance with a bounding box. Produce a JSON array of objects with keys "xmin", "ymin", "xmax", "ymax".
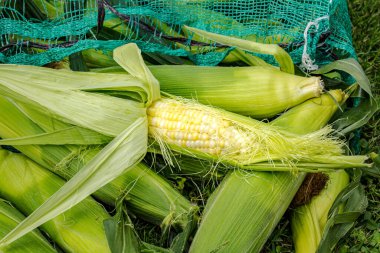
[{"xmin": 336, "ymin": 0, "xmax": 380, "ymax": 251}]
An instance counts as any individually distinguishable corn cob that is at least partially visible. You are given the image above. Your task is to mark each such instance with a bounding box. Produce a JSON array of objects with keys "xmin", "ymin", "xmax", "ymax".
[
  {"xmin": 189, "ymin": 90, "xmax": 345, "ymax": 253},
  {"xmin": 0, "ymin": 148, "xmax": 111, "ymax": 253},
  {"xmin": 0, "ymin": 199, "xmax": 57, "ymax": 253}
]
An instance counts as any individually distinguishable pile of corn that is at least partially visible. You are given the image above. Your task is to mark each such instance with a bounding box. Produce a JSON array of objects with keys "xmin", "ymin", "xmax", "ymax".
[{"xmin": 0, "ymin": 2, "xmax": 377, "ymax": 253}]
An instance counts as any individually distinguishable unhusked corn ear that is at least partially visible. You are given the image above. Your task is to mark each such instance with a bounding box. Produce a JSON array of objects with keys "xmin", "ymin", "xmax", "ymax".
[
  {"xmin": 271, "ymin": 89, "xmax": 346, "ymax": 134},
  {"xmin": 0, "ymin": 200, "xmax": 56, "ymax": 253},
  {"xmin": 0, "ymin": 149, "xmax": 111, "ymax": 253},
  {"xmin": 149, "ymin": 65, "xmax": 323, "ymax": 118},
  {"xmin": 92, "ymin": 65, "xmax": 324, "ymax": 119},
  {"xmin": 147, "ymin": 97, "xmax": 345, "ymax": 168},
  {"xmin": 291, "ymin": 170, "xmax": 350, "ymax": 253}
]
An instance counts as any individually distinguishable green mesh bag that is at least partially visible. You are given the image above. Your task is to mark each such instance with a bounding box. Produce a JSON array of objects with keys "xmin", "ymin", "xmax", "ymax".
[{"xmin": 0, "ymin": 0, "xmax": 355, "ymax": 68}]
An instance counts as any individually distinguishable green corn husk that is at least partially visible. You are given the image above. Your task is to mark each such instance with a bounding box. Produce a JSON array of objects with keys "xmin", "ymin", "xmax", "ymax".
[
  {"xmin": 150, "ymin": 65, "xmax": 322, "ymax": 118},
  {"xmin": 189, "ymin": 90, "xmax": 345, "ymax": 253},
  {"xmin": 0, "ymin": 95, "xmax": 197, "ymax": 231},
  {"xmin": 162, "ymin": 155, "xmax": 225, "ymax": 180},
  {"xmin": 0, "ymin": 149, "xmax": 111, "ymax": 253},
  {"xmin": 291, "ymin": 170, "xmax": 349, "ymax": 253},
  {"xmin": 0, "ymin": 199, "xmax": 57, "ymax": 253},
  {"xmin": 92, "ymin": 64, "xmax": 322, "ymax": 119},
  {"xmin": 271, "ymin": 90, "xmax": 346, "ymax": 134}
]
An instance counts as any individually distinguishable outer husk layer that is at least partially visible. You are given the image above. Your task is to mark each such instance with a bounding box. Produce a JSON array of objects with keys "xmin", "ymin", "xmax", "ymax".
[
  {"xmin": 0, "ymin": 200, "xmax": 56, "ymax": 253},
  {"xmin": 91, "ymin": 64, "xmax": 323, "ymax": 118},
  {"xmin": 0, "ymin": 149, "xmax": 111, "ymax": 253},
  {"xmin": 150, "ymin": 65, "xmax": 322, "ymax": 118}
]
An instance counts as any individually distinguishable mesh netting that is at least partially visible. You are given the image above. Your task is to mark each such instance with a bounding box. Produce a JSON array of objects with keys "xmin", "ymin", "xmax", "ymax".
[{"xmin": 0, "ymin": 0, "xmax": 355, "ymax": 67}]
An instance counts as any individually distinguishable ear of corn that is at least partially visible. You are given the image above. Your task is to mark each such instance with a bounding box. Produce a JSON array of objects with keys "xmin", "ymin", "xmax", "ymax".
[
  {"xmin": 92, "ymin": 64, "xmax": 323, "ymax": 118},
  {"xmin": 189, "ymin": 170, "xmax": 306, "ymax": 253},
  {"xmin": 0, "ymin": 52, "xmax": 368, "ymax": 172},
  {"xmin": 0, "ymin": 95, "xmax": 197, "ymax": 232},
  {"xmin": 147, "ymin": 97, "xmax": 368, "ymax": 170},
  {"xmin": 189, "ymin": 90, "xmax": 345, "ymax": 253},
  {"xmin": 291, "ymin": 170, "xmax": 350, "ymax": 253},
  {"xmin": 149, "ymin": 65, "xmax": 323, "ymax": 118},
  {"xmin": 0, "ymin": 148, "xmax": 111, "ymax": 252},
  {"xmin": 271, "ymin": 89, "xmax": 346, "ymax": 134},
  {"xmin": 0, "ymin": 199, "xmax": 57, "ymax": 253}
]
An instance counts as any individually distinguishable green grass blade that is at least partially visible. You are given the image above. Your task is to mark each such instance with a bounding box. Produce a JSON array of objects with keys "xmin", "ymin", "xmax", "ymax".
[
  {"xmin": 366, "ymin": 152, "xmax": 380, "ymax": 177},
  {"xmin": 312, "ymin": 58, "xmax": 372, "ymax": 96},
  {"xmin": 316, "ymin": 171, "xmax": 368, "ymax": 253}
]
